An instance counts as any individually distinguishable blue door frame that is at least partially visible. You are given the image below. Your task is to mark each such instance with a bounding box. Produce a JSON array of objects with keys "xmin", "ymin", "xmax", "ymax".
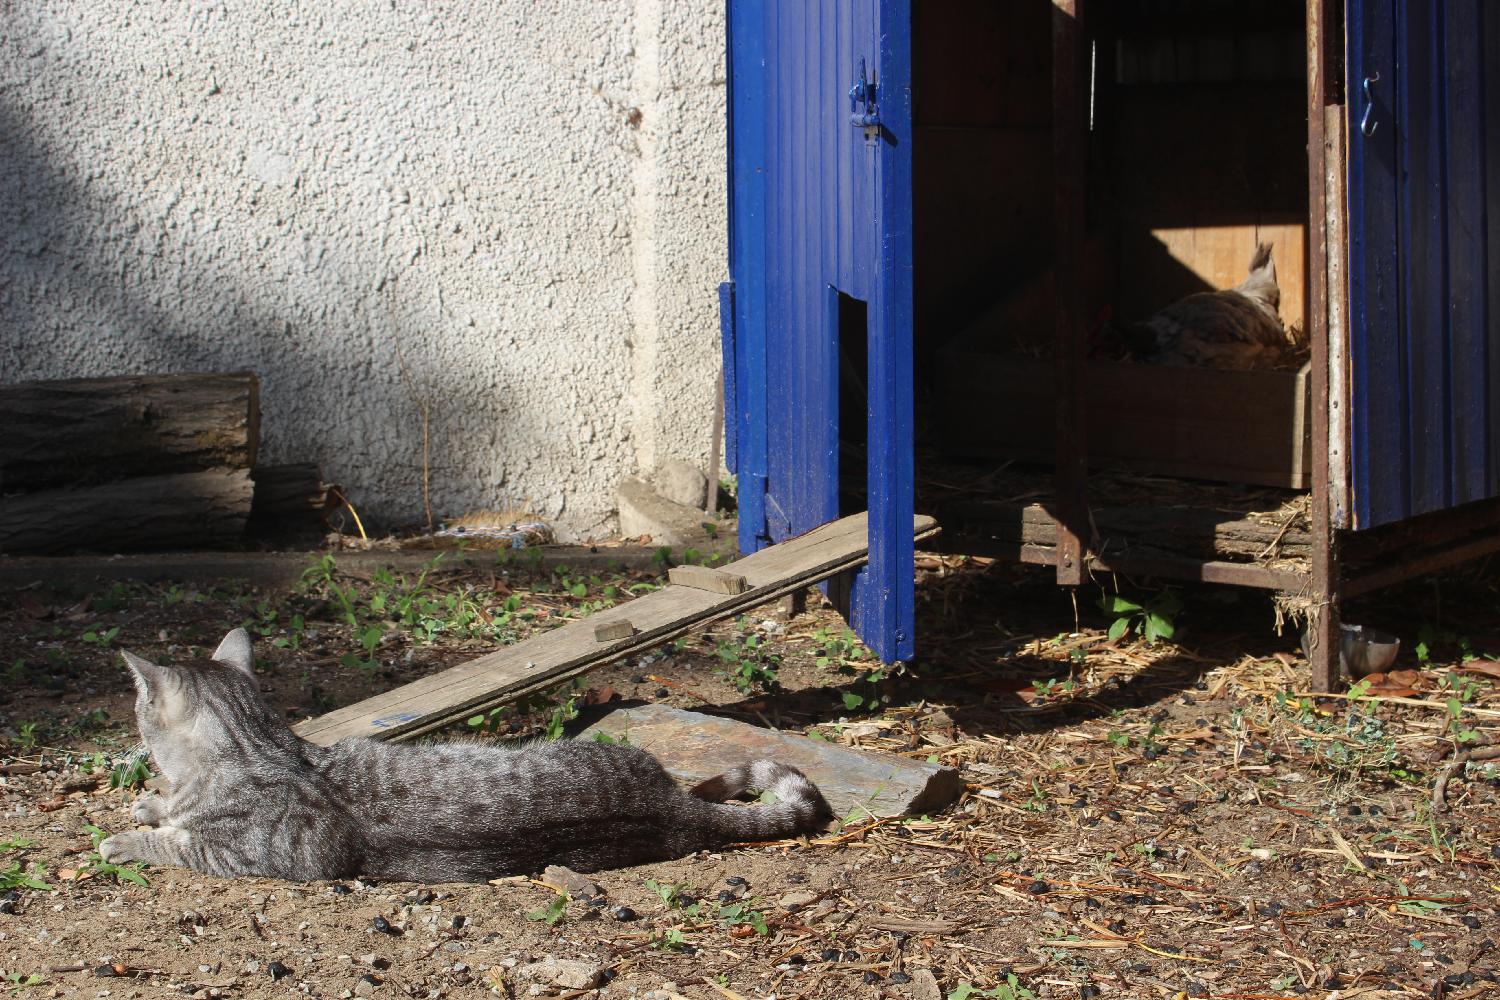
[{"xmin": 722, "ymin": 0, "xmax": 915, "ymax": 662}]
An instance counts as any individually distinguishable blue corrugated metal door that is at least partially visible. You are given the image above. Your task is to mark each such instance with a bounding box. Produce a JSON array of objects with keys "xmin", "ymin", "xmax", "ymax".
[
  {"xmin": 1347, "ymin": 0, "xmax": 1500, "ymax": 529},
  {"xmin": 722, "ymin": 0, "xmax": 915, "ymax": 661}
]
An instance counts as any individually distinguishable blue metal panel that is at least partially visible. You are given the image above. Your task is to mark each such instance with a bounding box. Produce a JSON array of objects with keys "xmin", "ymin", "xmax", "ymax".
[
  {"xmin": 857, "ymin": 0, "xmax": 915, "ymax": 660},
  {"xmin": 727, "ymin": 1, "xmax": 770, "ymax": 552},
  {"xmin": 1347, "ymin": 0, "xmax": 1500, "ymax": 528},
  {"xmin": 725, "ymin": 0, "xmax": 914, "ymax": 661},
  {"xmin": 1444, "ymin": 1, "xmax": 1492, "ymax": 504}
]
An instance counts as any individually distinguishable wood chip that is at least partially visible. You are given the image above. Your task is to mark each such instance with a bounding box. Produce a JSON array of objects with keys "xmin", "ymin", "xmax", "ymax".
[
  {"xmin": 866, "ymin": 917, "xmax": 961, "ymax": 935},
  {"xmin": 592, "ymin": 620, "xmax": 636, "ymax": 642},
  {"xmin": 668, "ymin": 564, "xmax": 750, "ymax": 594}
]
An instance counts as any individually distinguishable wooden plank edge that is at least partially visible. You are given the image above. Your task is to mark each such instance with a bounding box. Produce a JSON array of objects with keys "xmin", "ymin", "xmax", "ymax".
[
  {"xmin": 369, "ymin": 524, "xmax": 943, "ymax": 744},
  {"xmin": 298, "ymin": 521, "xmax": 941, "ymax": 745}
]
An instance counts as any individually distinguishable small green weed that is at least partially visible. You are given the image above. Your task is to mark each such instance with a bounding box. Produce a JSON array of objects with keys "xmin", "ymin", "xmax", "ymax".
[
  {"xmin": 109, "ymin": 755, "xmax": 153, "ymax": 791},
  {"xmin": 652, "ymin": 927, "xmax": 690, "ymax": 951},
  {"xmin": 714, "ymin": 625, "xmax": 781, "ymax": 693},
  {"xmin": 341, "ymin": 624, "xmax": 386, "ymax": 673},
  {"xmin": 645, "ymin": 878, "xmax": 692, "ymax": 909},
  {"xmin": 0, "ymin": 861, "xmax": 50, "ymax": 892},
  {"xmin": 948, "ymin": 976, "xmax": 1036, "ymax": 1000},
  {"xmin": 1098, "ymin": 587, "xmax": 1181, "ymax": 645},
  {"xmin": 5, "ymin": 973, "xmax": 45, "ymax": 994},
  {"xmin": 80, "ymin": 625, "xmax": 121, "ymax": 648},
  {"xmin": 526, "ymin": 892, "xmax": 568, "ymax": 926},
  {"xmin": 717, "ymin": 901, "xmax": 769, "ymax": 935}
]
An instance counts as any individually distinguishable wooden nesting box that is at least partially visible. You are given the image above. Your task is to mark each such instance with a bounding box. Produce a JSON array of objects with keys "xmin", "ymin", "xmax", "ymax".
[{"xmin": 937, "ymin": 340, "xmax": 1311, "ymax": 489}]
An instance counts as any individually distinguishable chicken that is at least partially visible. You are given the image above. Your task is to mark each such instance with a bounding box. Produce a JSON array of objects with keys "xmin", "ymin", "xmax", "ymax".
[{"xmin": 1122, "ymin": 243, "xmax": 1291, "ymax": 370}]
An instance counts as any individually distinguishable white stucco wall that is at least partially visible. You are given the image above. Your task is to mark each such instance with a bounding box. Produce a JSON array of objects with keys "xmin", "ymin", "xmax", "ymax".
[{"xmin": 0, "ymin": 1, "xmax": 726, "ymax": 539}]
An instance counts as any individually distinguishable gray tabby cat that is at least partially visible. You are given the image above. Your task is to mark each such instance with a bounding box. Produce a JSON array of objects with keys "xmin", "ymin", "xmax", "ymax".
[{"xmin": 100, "ymin": 629, "xmax": 831, "ymax": 882}]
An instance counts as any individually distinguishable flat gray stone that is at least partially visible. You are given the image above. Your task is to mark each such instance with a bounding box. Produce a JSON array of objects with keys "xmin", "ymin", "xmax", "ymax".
[
  {"xmin": 579, "ymin": 703, "xmax": 962, "ymax": 820},
  {"xmin": 654, "ymin": 459, "xmax": 708, "ymax": 508}
]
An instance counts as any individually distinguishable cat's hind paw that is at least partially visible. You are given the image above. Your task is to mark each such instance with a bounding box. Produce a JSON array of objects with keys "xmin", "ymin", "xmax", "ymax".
[{"xmin": 130, "ymin": 792, "xmax": 168, "ymax": 825}]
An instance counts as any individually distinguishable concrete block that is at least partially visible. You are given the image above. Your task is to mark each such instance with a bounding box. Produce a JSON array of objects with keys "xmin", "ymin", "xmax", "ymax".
[
  {"xmin": 580, "ymin": 703, "xmax": 963, "ymax": 820},
  {"xmin": 617, "ymin": 476, "xmax": 709, "ymax": 547}
]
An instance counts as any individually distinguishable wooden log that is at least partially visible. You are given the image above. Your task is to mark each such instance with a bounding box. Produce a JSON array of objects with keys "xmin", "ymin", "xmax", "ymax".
[
  {"xmin": 247, "ymin": 463, "xmax": 332, "ymax": 538},
  {"xmin": 0, "ymin": 373, "xmax": 260, "ymax": 492},
  {"xmin": 0, "ymin": 470, "xmax": 253, "ymax": 554}
]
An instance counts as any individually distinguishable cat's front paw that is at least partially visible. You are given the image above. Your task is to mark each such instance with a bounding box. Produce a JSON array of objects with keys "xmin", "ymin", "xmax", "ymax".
[
  {"xmin": 130, "ymin": 792, "xmax": 168, "ymax": 825},
  {"xmin": 98, "ymin": 832, "xmax": 144, "ymax": 865}
]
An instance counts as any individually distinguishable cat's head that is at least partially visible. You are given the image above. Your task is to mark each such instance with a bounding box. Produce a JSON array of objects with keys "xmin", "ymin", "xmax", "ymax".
[{"xmin": 120, "ymin": 629, "xmax": 273, "ymax": 782}]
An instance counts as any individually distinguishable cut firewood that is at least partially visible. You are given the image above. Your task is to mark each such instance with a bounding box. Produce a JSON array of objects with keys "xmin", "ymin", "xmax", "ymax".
[
  {"xmin": 0, "ymin": 469, "xmax": 253, "ymax": 554},
  {"xmin": 0, "ymin": 372, "xmax": 260, "ymax": 492},
  {"xmin": 248, "ymin": 463, "xmax": 333, "ymax": 538}
]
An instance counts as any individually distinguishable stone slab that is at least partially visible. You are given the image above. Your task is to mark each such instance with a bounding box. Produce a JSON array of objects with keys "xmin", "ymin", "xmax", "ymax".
[{"xmin": 580, "ymin": 703, "xmax": 963, "ymax": 820}]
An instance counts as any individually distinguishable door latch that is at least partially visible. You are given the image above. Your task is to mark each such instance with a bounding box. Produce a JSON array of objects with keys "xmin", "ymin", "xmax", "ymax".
[
  {"xmin": 1360, "ymin": 72, "xmax": 1380, "ymax": 137},
  {"xmin": 849, "ymin": 58, "xmax": 880, "ymax": 138}
]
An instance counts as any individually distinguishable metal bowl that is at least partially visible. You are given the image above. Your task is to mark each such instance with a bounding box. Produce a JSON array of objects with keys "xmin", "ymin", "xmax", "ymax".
[
  {"xmin": 1301, "ymin": 623, "xmax": 1402, "ymax": 678},
  {"xmin": 1340, "ymin": 624, "xmax": 1401, "ymax": 677}
]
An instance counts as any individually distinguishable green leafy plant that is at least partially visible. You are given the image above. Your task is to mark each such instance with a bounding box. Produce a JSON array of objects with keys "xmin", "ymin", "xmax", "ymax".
[
  {"xmin": 714, "ymin": 627, "xmax": 781, "ymax": 693},
  {"xmin": 16, "ymin": 722, "xmax": 39, "ymax": 750},
  {"xmin": 109, "ymin": 755, "xmax": 153, "ymax": 791},
  {"xmin": 542, "ymin": 696, "xmax": 579, "ymax": 741},
  {"xmin": 949, "ymin": 976, "xmax": 1036, "ymax": 1000},
  {"xmin": 0, "ymin": 837, "xmax": 37, "ymax": 852},
  {"xmin": 652, "ymin": 928, "xmax": 690, "ymax": 951},
  {"xmin": 526, "ymin": 892, "xmax": 568, "ymax": 926},
  {"xmin": 1099, "ymin": 588, "xmax": 1181, "ymax": 645},
  {"xmin": 0, "ymin": 861, "xmax": 50, "ymax": 892},
  {"xmin": 1030, "ymin": 677, "xmax": 1076, "ymax": 701},
  {"xmin": 80, "ymin": 625, "xmax": 121, "ymax": 648},
  {"xmin": 342, "ymin": 624, "xmax": 386, "ymax": 673},
  {"xmin": 717, "ymin": 901, "xmax": 769, "ymax": 935},
  {"xmin": 5, "ymin": 973, "xmax": 45, "ymax": 994},
  {"xmin": 645, "ymin": 879, "xmax": 692, "ymax": 909}
]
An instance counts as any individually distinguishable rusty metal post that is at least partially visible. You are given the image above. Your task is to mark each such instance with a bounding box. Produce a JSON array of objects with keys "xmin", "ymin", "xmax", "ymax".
[
  {"xmin": 1306, "ymin": 0, "xmax": 1341, "ymax": 692},
  {"xmin": 1052, "ymin": 0, "xmax": 1088, "ymax": 587}
]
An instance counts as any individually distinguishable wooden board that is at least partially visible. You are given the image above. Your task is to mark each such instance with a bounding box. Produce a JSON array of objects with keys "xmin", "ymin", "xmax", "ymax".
[
  {"xmin": 580, "ymin": 704, "xmax": 963, "ymax": 820},
  {"xmin": 296, "ymin": 513, "xmax": 939, "ymax": 746}
]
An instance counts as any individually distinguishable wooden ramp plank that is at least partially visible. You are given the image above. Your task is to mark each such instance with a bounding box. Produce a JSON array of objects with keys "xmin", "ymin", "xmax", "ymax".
[
  {"xmin": 580, "ymin": 704, "xmax": 963, "ymax": 820},
  {"xmin": 295, "ymin": 513, "xmax": 938, "ymax": 746}
]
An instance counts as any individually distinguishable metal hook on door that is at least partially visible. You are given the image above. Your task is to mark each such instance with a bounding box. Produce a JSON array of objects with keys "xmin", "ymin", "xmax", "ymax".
[
  {"xmin": 849, "ymin": 57, "xmax": 880, "ymax": 132},
  {"xmin": 1360, "ymin": 72, "xmax": 1380, "ymax": 137}
]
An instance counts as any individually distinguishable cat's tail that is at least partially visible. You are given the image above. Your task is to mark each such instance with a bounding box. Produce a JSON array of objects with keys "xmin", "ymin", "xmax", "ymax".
[{"xmin": 688, "ymin": 760, "xmax": 832, "ymax": 842}]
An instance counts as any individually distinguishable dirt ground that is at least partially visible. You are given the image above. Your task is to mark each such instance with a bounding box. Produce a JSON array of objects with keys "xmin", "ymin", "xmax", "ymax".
[{"xmin": 1, "ymin": 547, "xmax": 1498, "ymax": 1000}]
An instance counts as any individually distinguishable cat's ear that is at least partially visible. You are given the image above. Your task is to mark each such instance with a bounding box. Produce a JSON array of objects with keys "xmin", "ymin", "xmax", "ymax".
[
  {"xmin": 121, "ymin": 649, "xmax": 177, "ymax": 700},
  {"xmin": 211, "ymin": 628, "xmax": 255, "ymax": 678}
]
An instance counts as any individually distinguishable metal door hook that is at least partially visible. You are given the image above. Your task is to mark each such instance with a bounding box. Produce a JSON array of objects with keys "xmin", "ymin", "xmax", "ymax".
[{"xmin": 1360, "ymin": 72, "xmax": 1380, "ymax": 137}]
